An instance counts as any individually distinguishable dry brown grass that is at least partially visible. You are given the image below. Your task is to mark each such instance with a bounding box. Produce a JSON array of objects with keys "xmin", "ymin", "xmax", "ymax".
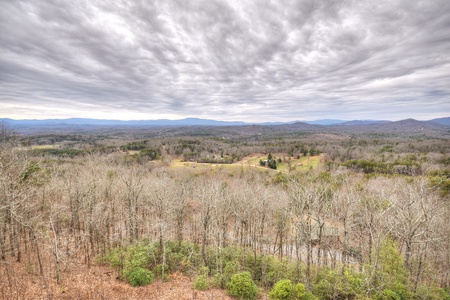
[{"xmin": 1, "ymin": 261, "xmax": 270, "ymax": 300}]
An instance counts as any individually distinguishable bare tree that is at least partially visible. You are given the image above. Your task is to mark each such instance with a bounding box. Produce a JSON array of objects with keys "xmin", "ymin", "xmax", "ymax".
[
  {"xmin": 122, "ymin": 168, "xmax": 144, "ymax": 243},
  {"xmin": 387, "ymin": 176, "xmax": 445, "ymax": 290},
  {"xmin": 173, "ymin": 175, "xmax": 193, "ymax": 246},
  {"xmin": 333, "ymin": 175, "xmax": 361, "ymax": 271},
  {"xmin": 196, "ymin": 177, "xmax": 226, "ymax": 266}
]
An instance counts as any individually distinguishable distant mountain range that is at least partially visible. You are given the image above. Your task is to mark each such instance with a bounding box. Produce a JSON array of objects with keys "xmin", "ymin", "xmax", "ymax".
[
  {"xmin": 429, "ymin": 117, "xmax": 450, "ymax": 126},
  {"xmin": 0, "ymin": 117, "xmax": 247, "ymax": 127},
  {"xmin": 1, "ymin": 117, "xmax": 449, "ymax": 128}
]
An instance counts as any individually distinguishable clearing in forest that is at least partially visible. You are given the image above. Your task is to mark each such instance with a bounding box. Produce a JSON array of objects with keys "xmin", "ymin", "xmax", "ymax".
[{"xmin": 170, "ymin": 154, "xmax": 323, "ymax": 173}]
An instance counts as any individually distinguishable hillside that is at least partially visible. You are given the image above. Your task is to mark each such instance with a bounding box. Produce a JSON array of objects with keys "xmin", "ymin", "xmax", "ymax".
[
  {"xmin": 1, "ymin": 120, "xmax": 449, "ymax": 299},
  {"xmin": 431, "ymin": 116, "xmax": 450, "ymax": 126}
]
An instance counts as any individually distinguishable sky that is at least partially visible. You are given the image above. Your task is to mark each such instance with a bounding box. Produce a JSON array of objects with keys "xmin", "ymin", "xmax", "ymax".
[{"xmin": 1, "ymin": 0, "xmax": 450, "ymax": 122}]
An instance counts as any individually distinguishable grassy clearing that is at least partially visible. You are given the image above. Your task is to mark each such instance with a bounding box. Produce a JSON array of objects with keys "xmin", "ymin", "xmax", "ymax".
[
  {"xmin": 293, "ymin": 156, "xmax": 321, "ymax": 171},
  {"xmin": 241, "ymin": 154, "xmax": 322, "ymax": 172},
  {"xmin": 31, "ymin": 144, "xmax": 58, "ymax": 149},
  {"xmin": 170, "ymin": 154, "xmax": 323, "ymax": 174},
  {"xmin": 171, "ymin": 159, "xmax": 244, "ymax": 171},
  {"xmin": 124, "ymin": 150, "xmax": 140, "ymax": 155}
]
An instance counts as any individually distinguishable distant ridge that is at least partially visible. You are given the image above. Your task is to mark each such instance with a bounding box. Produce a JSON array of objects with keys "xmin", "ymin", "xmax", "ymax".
[
  {"xmin": 304, "ymin": 119, "xmax": 346, "ymax": 125},
  {"xmin": 364, "ymin": 118, "xmax": 449, "ymax": 134},
  {"xmin": 1, "ymin": 117, "xmax": 449, "ymax": 128},
  {"xmin": 0, "ymin": 117, "xmax": 247, "ymax": 127},
  {"xmin": 430, "ymin": 117, "xmax": 450, "ymax": 126},
  {"xmin": 338, "ymin": 120, "xmax": 391, "ymax": 126}
]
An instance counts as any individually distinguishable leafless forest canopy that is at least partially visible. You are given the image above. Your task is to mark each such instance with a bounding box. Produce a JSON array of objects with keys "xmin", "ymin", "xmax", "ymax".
[{"xmin": 1, "ymin": 121, "xmax": 449, "ymax": 299}]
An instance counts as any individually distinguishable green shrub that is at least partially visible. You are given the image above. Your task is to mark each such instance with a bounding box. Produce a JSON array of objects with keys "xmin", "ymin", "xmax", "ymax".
[
  {"xmin": 194, "ymin": 266, "xmax": 210, "ymax": 290},
  {"xmin": 126, "ymin": 267, "xmax": 154, "ymax": 287},
  {"xmin": 211, "ymin": 273, "xmax": 225, "ymax": 288},
  {"xmin": 313, "ymin": 269, "xmax": 363, "ymax": 300},
  {"xmin": 261, "ymin": 255, "xmax": 297, "ymax": 287},
  {"xmin": 415, "ymin": 286, "xmax": 450, "ymax": 300},
  {"xmin": 293, "ymin": 283, "xmax": 318, "ymax": 300},
  {"xmin": 167, "ymin": 251, "xmax": 190, "ymax": 273},
  {"xmin": 374, "ymin": 289, "xmax": 401, "ymax": 300},
  {"xmin": 314, "ymin": 278, "xmax": 334, "ymax": 300},
  {"xmin": 153, "ymin": 263, "xmax": 169, "ymax": 278},
  {"xmin": 227, "ymin": 271, "xmax": 259, "ymax": 300},
  {"xmin": 223, "ymin": 261, "xmax": 240, "ymax": 284},
  {"xmin": 105, "ymin": 242, "xmax": 154, "ymax": 286},
  {"xmin": 268, "ymin": 280, "xmax": 317, "ymax": 300},
  {"xmin": 368, "ymin": 238, "xmax": 411, "ymax": 299},
  {"xmin": 269, "ymin": 279, "xmax": 294, "ymax": 300},
  {"xmin": 194, "ymin": 275, "xmax": 209, "ymax": 290}
]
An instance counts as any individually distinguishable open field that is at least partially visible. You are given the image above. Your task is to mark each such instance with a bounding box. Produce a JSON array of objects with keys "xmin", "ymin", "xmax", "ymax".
[
  {"xmin": 170, "ymin": 154, "xmax": 323, "ymax": 174},
  {"xmin": 242, "ymin": 154, "xmax": 323, "ymax": 172},
  {"xmin": 31, "ymin": 144, "xmax": 59, "ymax": 149}
]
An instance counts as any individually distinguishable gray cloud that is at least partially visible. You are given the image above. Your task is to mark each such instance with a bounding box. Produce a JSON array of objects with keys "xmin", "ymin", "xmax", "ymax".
[{"xmin": 1, "ymin": 0, "xmax": 450, "ymax": 121}]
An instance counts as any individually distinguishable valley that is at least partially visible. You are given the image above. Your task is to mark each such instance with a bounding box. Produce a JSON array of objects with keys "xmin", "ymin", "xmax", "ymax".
[{"xmin": 1, "ymin": 120, "xmax": 449, "ymax": 299}]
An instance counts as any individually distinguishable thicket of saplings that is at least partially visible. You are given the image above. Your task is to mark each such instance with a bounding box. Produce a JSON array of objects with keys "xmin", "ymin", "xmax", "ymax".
[{"xmin": 1, "ymin": 126, "xmax": 450, "ymax": 299}]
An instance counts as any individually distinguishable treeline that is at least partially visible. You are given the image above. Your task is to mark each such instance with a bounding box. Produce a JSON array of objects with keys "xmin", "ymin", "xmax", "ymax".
[
  {"xmin": 31, "ymin": 145, "xmax": 117, "ymax": 158},
  {"xmin": 342, "ymin": 156, "xmax": 422, "ymax": 175}
]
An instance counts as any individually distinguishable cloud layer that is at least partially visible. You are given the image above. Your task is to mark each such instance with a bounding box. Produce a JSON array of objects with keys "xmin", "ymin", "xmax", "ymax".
[{"xmin": 1, "ymin": 0, "xmax": 450, "ymax": 121}]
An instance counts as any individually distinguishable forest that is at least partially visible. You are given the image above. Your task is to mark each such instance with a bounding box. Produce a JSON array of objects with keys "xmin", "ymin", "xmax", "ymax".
[{"xmin": 1, "ymin": 121, "xmax": 449, "ymax": 299}]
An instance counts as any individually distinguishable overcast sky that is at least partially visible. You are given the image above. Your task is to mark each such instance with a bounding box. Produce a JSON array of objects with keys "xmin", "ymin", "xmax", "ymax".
[{"xmin": 1, "ymin": 0, "xmax": 449, "ymax": 122}]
